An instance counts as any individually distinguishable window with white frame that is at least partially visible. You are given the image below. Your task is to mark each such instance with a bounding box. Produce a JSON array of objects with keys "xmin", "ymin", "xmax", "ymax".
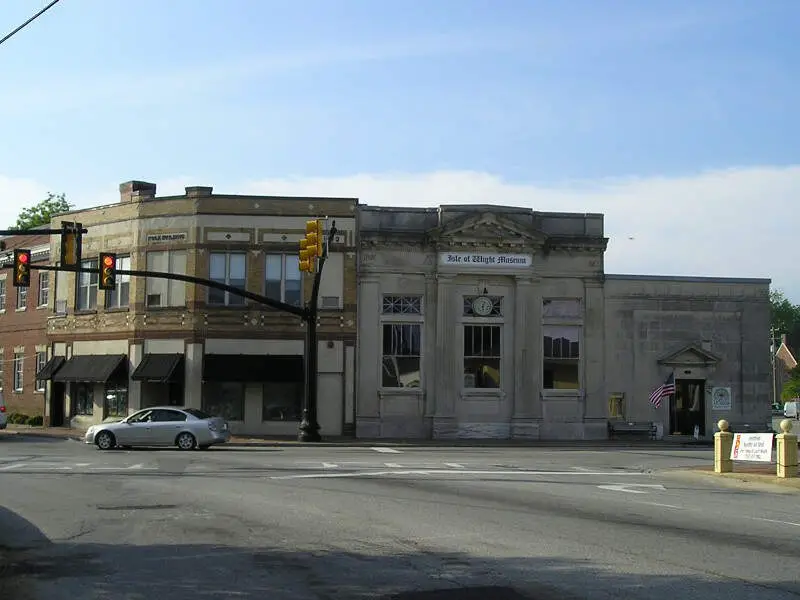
[
  {"xmin": 38, "ymin": 272, "xmax": 49, "ymax": 307},
  {"xmin": 13, "ymin": 352, "xmax": 23, "ymax": 391},
  {"xmin": 146, "ymin": 251, "xmax": 187, "ymax": 307},
  {"xmin": 208, "ymin": 252, "xmax": 246, "ymax": 306},
  {"xmin": 76, "ymin": 259, "xmax": 98, "ymax": 310},
  {"xmin": 16, "ymin": 285, "xmax": 26, "ymax": 310},
  {"xmin": 542, "ymin": 298, "xmax": 583, "ymax": 390},
  {"xmin": 0, "ymin": 279, "xmax": 5, "ymax": 311},
  {"xmin": 35, "ymin": 351, "xmax": 46, "ymax": 391},
  {"xmin": 463, "ymin": 325, "xmax": 502, "ymax": 388},
  {"xmin": 380, "ymin": 295, "xmax": 423, "ymax": 388},
  {"xmin": 0, "ymin": 349, "xmax": 4, "ymax": 390},
  {"xmin": 105, "ymin": 255, "xmax": 131, "ymax": 308},
  {"xmin": 265, "ymin": 254, "xmax": 302, "ymax": 307}
]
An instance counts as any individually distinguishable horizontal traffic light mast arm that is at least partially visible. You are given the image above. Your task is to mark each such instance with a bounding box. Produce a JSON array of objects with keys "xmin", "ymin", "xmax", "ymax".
[
  {"xmin": 30, "ymin": 265, "xmax": 307, "ymax": 318},
  {"xmin": 0, "ymin": 228, "xmax": 89, "ymax": 235}
]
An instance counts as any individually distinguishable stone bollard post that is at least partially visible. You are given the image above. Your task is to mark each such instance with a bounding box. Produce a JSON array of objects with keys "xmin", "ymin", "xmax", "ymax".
[
  {"xmin": 714, "ymin": 419, "xmax": 733, "ymax": 473},
  {"xmin": 776, "ymin": 419, "xmax": 798, "ymax": 479}
]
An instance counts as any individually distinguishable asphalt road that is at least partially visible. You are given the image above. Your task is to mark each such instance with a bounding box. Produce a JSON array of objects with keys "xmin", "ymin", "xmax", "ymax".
[{"xmin": 1, "ymin": 434, "xmax": 799, "ymax": 600}]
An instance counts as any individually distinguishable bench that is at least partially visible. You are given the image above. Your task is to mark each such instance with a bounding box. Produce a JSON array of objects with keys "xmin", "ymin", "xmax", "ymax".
[{"xmin": 608, "ymin": 421, "xmax": 657, "ymax": 440}]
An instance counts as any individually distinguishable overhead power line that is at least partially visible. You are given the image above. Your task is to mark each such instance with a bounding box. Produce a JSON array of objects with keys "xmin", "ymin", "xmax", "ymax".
[{"xmin": 0, "ymin": 0, "xmax": 63, "ymax": 48}]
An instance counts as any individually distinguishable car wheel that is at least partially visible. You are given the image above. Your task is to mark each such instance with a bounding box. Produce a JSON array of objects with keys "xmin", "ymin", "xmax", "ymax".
[
  {"xmin": 176, "ymin": 432, "xmax": 196, "ymax": 451},
  {"xmin": 95, "ymin": 431, "xmax": 116, "ymax": 450}
]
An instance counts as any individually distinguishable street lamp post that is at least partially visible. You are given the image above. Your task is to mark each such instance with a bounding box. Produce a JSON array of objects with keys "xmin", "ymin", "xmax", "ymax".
[{"xmin": 297, "ymin": 219, "xmax": 337, "ymax": 443}]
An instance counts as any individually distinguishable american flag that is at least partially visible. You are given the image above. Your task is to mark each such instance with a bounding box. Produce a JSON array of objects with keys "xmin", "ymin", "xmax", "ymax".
[{"xmin": 649, "ymin": 373, "xmax": 675, "ymax": 408}]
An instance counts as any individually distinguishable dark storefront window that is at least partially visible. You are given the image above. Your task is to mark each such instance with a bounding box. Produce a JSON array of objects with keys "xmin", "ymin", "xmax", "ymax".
[
  {"xmin": 74, "ymin": 383, "xmax": 94, "ymax": 416},
  {"xmin": 202, "ymin": 382, "xmax": 245, "ymax": 421},
  {"xmin": 104, "ymin": 383, "xmax": 129, "ymax": 418}
]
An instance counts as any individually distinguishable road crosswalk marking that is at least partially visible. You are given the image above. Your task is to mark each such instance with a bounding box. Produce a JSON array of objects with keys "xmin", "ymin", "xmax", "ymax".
[{"xmin": 371, "ymin": 447, "xmax": 402, "ymax": 453}]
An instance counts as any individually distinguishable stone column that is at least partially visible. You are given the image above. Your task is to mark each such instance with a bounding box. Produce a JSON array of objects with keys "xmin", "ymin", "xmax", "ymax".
[
  {"xmin": 355, "ymin": 274, "xmax": 381, "ymax": 437},
  {"xmin": 128, "ymin": 342, "xmax": 143, "ymax": 413},
  {"xmin": 776, "ymin": 419, "xmax": 798, "ymax": 478},
  {"xmin": 423, "ymin": 274, "xmax": 437, "ymax": 422},
  {"xmin": 184, "ymin": 342, "xmax": 203, "ymax": 409},
  {"xmin": 512, "ymin": 276, "xmax": 538, "ymax": 437},
  {"xmin": 433, "ymin": 274, "xmax": 458, "ymax": 437},
  {"xmin": 714, "ymin": 419, "xmax": 733, "ymax": 473},
  {"xmin": 583, "ymin": 281, "xmax": 607, "ymax": 438}
]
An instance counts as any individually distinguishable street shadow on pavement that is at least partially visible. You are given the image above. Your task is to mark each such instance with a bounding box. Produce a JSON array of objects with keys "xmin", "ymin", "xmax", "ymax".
[{"xmin": 1, "ymin": 506, "xmax": 798, "ymax": 600}]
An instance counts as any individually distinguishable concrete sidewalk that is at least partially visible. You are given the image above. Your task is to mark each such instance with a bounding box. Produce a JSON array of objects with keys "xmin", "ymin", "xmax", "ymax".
[
  {"xmin": 1, "ymin": 424, "xmax": 715, "ymax": 449},
  {"xmin": 663, "ymin": 464, "xmax": 800, "ymax": 493}
]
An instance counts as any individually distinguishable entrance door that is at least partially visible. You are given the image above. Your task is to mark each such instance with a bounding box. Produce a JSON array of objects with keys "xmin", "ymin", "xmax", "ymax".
[
  {"xmin": 50, "ymin": 383, "xmax": 66, "ymax": 427},
  {"xmin": 670, "ymin": 379, "xmax": 706, "ymax": 436}
]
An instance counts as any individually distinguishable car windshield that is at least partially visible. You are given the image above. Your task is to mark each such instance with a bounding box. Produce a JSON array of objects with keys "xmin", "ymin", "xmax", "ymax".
[{"xmin": 183, "ymin": 408, "xmax": 213, "ymax": 420}]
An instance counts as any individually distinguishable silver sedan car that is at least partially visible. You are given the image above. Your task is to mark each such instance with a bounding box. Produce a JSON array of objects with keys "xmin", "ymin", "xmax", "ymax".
[{"xmin": 85, "ymin": 406, "xmax": 230, "ymax": 451}]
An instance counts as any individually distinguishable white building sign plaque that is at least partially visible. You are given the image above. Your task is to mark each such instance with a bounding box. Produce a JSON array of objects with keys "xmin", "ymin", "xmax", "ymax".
[
  {"xmin": 730, "ymin": 433, "xmax": 773, "ymax": 462},
  {"xmin": 146, "ymin": 232, "xmax": 187, "ymax": 244},
  {"xmin": 438, "ymin": 252, "xmax": 532, "ymax": 268},
  {"xmin": 711, "ymin": 387, "xmax": 732, "ymax": 411}
]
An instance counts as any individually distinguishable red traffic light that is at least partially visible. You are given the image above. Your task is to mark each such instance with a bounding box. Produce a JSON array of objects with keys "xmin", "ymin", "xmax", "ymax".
[
  {"xmin": 103, "ymin": 255, "xmax": 114, "ymax": 267},
  {"xmin": 18, "ymin": 252, "xmax": 29, "ymax": 264}
]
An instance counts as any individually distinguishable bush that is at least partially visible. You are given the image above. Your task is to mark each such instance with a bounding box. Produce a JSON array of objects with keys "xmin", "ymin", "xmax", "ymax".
[
  {"xmin": 28, "ymin": 415, "xmax": 44, "ymax": 427},
  {"xmin": 6, "ymin": 414, "xmax": 44, "ymax": 426}
]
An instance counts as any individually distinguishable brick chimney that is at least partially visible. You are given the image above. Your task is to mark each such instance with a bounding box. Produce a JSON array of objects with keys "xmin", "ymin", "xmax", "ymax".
[
  {"xmin": 119, "ymin": 181, "xmax": 157, "ymax": 203},
  {"xmin": 184, "ymin": 186, "xmax": 213, "ymax": 198}
]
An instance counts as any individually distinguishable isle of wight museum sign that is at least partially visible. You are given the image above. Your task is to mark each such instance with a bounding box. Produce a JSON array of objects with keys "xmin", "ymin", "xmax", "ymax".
[{"xmin": 438, "ymin": 252, "xmax": 532, "ymax": 269}]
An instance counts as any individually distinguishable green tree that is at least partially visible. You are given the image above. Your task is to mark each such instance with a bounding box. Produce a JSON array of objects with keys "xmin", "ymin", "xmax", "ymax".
[
  {"xmin": 769, "ymin": 289, "xmax": 800, "ymax": 335},
  {"xmin": 10, "ymin": 192, "xmax": 73, "ymax": 230}
]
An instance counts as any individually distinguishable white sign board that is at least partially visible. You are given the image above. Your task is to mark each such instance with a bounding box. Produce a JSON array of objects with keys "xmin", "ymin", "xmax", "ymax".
[
  {"xmin": 146, "ymin": 232, "xmax": 187, "ymax": 244},
  {"xmin": 711, "ymin": 387, "xmax": 732, "ymax": 411},
  {"xmin": 438, "ymin": 252, "xmax": 532, "ymax": 268},
  {"xmin": 730, "ymin": 433, "xmax": 773, "ymax": 462}
]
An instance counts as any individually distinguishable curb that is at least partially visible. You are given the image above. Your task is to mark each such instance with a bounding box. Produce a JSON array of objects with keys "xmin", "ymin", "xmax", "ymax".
[{"xmin": 661, "ymin": 467, "xmax": 800, "ymax": 492}]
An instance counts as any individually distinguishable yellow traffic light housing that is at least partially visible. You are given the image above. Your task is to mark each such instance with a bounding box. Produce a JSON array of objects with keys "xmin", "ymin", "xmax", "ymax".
[
  {"xmin": 60, "ymin": 221, "xmax": 82, "ymax": 269},
  {"xmin": 13, "ymin": 249, "xmax": 31, "ymax": 288},
  {"xmin": 305, "ymin": 219, "xmax": 323, "ymax": 256},
  {"xmin": 99, "ymin": 252, "xmax": 117, "ymax": 291},
  {"xmin": 298, "ymin": 219, "xmax": 324, "ymax": 274}
]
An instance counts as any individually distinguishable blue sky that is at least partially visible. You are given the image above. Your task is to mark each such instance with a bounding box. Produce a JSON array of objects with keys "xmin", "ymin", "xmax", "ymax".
[{"xmin": 2, "ymin": 0, "xmax": 800, "ymax": 298}]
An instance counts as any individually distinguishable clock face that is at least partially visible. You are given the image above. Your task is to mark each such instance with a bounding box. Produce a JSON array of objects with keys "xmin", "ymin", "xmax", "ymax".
[{"xmin": 471, "ymin": 296, "xmax": 494, "ymax": 316}]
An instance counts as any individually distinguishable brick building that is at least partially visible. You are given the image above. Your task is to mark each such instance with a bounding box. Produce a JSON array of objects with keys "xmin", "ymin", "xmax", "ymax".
[
  {"xmin": 37, "ymin": 181, "xmax": 358, "ymax": 436},
  {"xmin": 0, "ymin": 229, "xmax": 52, "ymax": 419}
]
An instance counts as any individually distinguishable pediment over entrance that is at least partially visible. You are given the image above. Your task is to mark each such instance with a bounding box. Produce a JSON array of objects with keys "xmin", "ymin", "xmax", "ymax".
[
  {"xmin": 657, "ymin": 343, "xmax": 721, "ymax": 367},
  {"xmin": 429, "ymin": 211, "xmax": 547, "ymax": 249}
]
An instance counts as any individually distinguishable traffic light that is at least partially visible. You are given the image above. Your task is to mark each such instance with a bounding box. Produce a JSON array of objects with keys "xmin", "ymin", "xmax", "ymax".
[
  {"xmin": 13, "ymin": 249, "xmax": 31, "ymax": 288},
  {"xmin": 298, "ymin": 219, "xmax": 324, "ymax": 273},
  {"xmin": 60, "ymin": 221, "xmax": 82, "ymax": 269},
  {"xmin": 99, "ymin": 252, "xmax": 116, "ymax": 291}
]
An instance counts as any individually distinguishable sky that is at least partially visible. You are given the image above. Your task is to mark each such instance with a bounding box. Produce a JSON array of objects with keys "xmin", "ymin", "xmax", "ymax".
[{"xmin": 2, "ymin": 0, "xmax": 799, "ymax": 299}]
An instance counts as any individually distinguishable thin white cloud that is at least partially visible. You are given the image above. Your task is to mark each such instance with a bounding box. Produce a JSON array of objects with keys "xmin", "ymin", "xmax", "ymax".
[{"xmin": 3, "ymin": 167, "xmax": 796, "ymax": 299}]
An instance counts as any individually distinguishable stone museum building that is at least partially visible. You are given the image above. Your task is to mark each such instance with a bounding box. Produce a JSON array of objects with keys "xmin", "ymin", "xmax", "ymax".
[
  {"xmin": 355, "ymin": 204, "xmax": 771, "ymax": 440},
  {"xmin": 35, "ymin": 181, "xmax": 358, "ymax": 437}
]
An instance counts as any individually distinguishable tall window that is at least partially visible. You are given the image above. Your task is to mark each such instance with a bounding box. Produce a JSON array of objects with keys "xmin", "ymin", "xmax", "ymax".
[
  {"xmin": 542, "ymin": 298, "xmax": 583, "ymax": 390},
  {"xmin": 0, "ymin": 349, "xmax": 4, "ymax": 390},
  {"xmin": 209, "ymin": 252, "xmax": 246, "ymax": 306},
  {"xmin": 76, "ymin": 259, "xmax": 98, "ymax": 310},
  {"xmin": 74, "ymin": 382, "xmax": 93, "ymax": 415},
  {"xmin": 16, "ymin": 286, "xmax": 27, "ymax": 310},
  {"xmin": 38, "ymin": 272, "xmax": 49, "ymax": 307},
  {"xmin": 35, "ymin": 351, "xmax": 47, "ymax": 392},
  {"xmin": 381, "ymin": 295, "xmax": 423, "ymax": 388},
  {"xmin": 146, "ymin": 251, "xmax": 187, "ymax": 307},
  {"xmin": 202, "ymin": 382, "xmax": 245, "ymax": 421},
  {"xmin": 463, "ymin": 325, "xmax": 501, "ymax": 388},
  {"xmin": 265, "ymin": 254, "xmax": 302, "ymax": 307},
  {"xmin": 104, "ymin": 383, "xmax": 129, "ymax": 418},
  {"xmin": 105, "ymin": 255, "xmax": 131, "ymax": 308},
  {"xmin": 542, "ymin": 326, "xmax": 581, "ymax": 389},
  {"xmin": 0, "ymin": 279, "xmax": 5, "ymax": 311},
  {"xmin": 13, "ymin": 352, "xmax": 23, "ymax": 391}
]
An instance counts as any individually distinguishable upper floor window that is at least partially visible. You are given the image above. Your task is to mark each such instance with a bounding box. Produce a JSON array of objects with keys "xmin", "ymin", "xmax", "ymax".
[
  {"xmin": 105, "ymin": 255, "xmax": 131, "ymax": 309},
  {"xmin": 13, "ymin": 352, "xmax": 23, "ymax": 391},
  {"xmin": 35, "ymin": 351, "xmax": 47, "ymax": 392},
  {"xmin": 0, "ymin": 279, "xmax": 5, "ymax": 311},
  {"xmin": 382, "ymin": 295, "xmax": 422, "ymax": 315},
  {"xmin": 76, "ymin": 259, "xmax": 98, "ymax": 310},
  {"xmin": 265, "ymin": 254, "xmax": 302, "ymax": 307},
  {"xmin": 38, "ymin": 272, "xmax": 49, "ymax": 307},
  {"xmin": 146, "ymin": 250, "xmax": 187, "ymax": 308},
  {"xmin": 16, "ymin": 285, "xmax": 27, "ymax": 310},
  {"xmin": 209, "ymin": 252, "xmax": 246, "ymax": 306}
]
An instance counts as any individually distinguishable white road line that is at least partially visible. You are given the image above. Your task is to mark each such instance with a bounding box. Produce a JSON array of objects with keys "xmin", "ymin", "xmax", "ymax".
[
  {"xmin": 753, "ymin": 517, "xmax": 800, "ymax": 528},
  {"xmin": 271, "ymin": 470, "xmax": 650, "ymax": 480},
  {"xmin": 371, "ymin": 447, "xmax": 401, "ymax": 453},
  {"xmin": 384, "ymin": 463, "xmax": 403, "ymax": 468},
  {"xmin": 637, "ymin": 501, "xmax": 682, "ymax": 509},
  {"xmin": 597, "ymin": 484, "xmax": 666, "ymax": 494},
  {"xmin": 322, "ymin": 463, "xmax": 339, "ymax": 469},
  {"xmin": 0, "ymin": 463, "xmax": 25, "ymax": 471},
  {"xmin": 444, "ymin": 463, "xmax": 465, "ymax": 469}
]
